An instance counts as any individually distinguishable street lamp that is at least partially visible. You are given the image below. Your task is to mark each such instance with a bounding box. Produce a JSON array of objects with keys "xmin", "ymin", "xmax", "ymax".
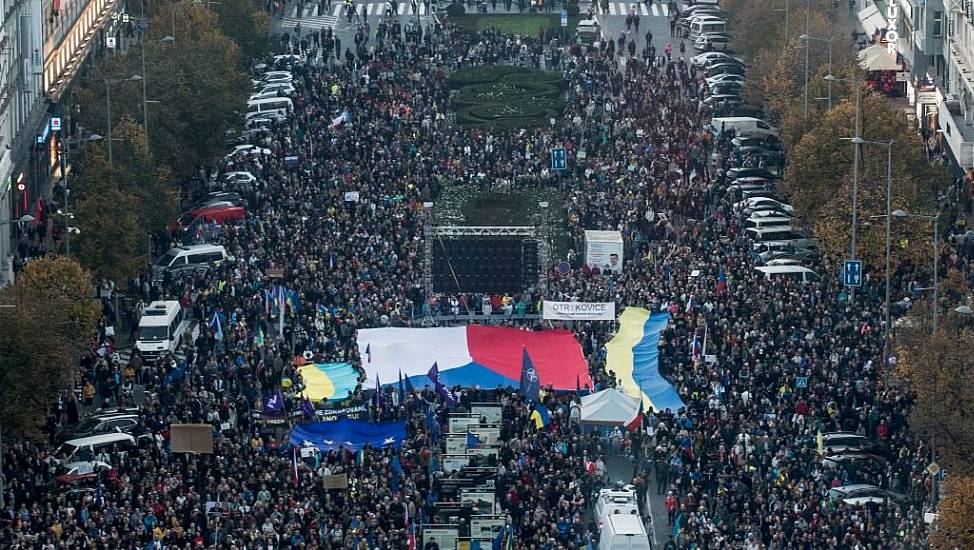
[
  {"xmin": 104, "ymin": 75, "xmax": 143, "ymax": 163},
  {"xmin": 830, "ymin": 74, "xmax": 865, "ymax": 300},
  {"xmin": 800, "ymin": 34, "xmax": 833, "ymax": 110},
  {"xmin": 774, "ymin": 0, "xmax": 790, "ymax": 45},
  {"xmin": 857, "ymin": 139, "xmax": 894, "ymax": 364},
  {"xmin": 57, "ymin": 133, "xmax": 103, "ymax": 257},
  {"xmin": 889, "ymin": 209, "xmax": 940, "ymax": 333}
]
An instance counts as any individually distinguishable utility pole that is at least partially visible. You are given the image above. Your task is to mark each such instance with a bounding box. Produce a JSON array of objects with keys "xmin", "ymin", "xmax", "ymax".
[{"xmin": 850, "ymin": 81, "xmax": 862, "ymax": 301}]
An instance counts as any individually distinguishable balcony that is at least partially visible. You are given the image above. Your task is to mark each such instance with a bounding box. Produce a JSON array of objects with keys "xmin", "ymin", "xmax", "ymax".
[{"xmin": 936, "ymin": 88, "xmax": 974, "ymax": 167}]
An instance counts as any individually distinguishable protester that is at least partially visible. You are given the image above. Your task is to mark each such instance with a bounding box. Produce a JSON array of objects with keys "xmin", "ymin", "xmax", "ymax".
[{"xmin": 4, "ymin": 5, "xmax": 972, "ymax": 548}]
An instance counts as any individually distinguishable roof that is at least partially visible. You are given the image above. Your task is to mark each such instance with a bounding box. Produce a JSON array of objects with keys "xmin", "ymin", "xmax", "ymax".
[
  {"xmin": 606, "ymin": 513, "xmax": 645, "ymax": 533},
  {"xmin": 755, "ymin": 265, "xmax": 817, "ymax": 275},
  {"xmin": 580, "ymin": 388, "xmax": 640, "ymax": 425},
  {"xmin": 584, "ymin": 230, "xmax": 623, "ymax": 243},
  {"xmin": 140, "ymin": 301, "xmax": 182, "ymax": 325},
  {"xmin": 62, "ymin": 433, "xmax": 136, "ymax": 446}
]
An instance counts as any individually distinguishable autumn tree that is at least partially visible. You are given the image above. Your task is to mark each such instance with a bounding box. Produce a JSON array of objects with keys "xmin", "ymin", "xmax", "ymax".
[
  {"xmin": 932, "ymin": 475, "xmax": 974, "ymax": 550},
  {"xmin": 782, "ymin": 91, "xmax": 946, "ymax": 272},
  {"xmin": 895, "ymin": 300, "xmax": 974, "ymax": 476},
  {"xmin": 0, "ymin": 258, "xmax": 101, "ymax": 436}
]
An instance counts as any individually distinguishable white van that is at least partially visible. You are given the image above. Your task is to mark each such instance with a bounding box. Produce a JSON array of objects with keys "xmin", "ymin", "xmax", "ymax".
[
  {"xmin": 135, "ymin": 301, "xmax": 197, "ymax": 362},
  {"xmin": 712, "ymin": 117, "xmax": 779, "ymax": 139},
  {"xmin": 689, "ymin": 16, "xmax": 727, "ymax": 39},
  {"xmin": 755, "ymin": 265, "xmax": 821, "ymax": 283},
  {"xmin": 53, "ymin": 433, "xmax": 137, "ymax": 464},
  {"xmin": 599, "ymin": 513, "xmax": 651, "ymax": 550},
  {"xmin": 595, "ymin": 488, "xmax": 641, "ymax": 521},
  {"xmin": 246, "ymin": 97, "xmax": 293, "ymax": 118},
  {"xmin": 153, "ymin": 244, "xmax": 231, "ymax": 278}
]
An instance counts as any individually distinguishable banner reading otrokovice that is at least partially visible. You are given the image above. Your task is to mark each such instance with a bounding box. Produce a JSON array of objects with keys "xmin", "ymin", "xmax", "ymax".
[{"xmin": 542, "ymin": 301, "xmax": 616, "ymax": 321}]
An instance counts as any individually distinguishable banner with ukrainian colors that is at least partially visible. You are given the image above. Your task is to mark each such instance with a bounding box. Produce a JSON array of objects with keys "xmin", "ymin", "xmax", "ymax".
[
  {"xmin": 299, "ymin": 362, "xmax": 359, "ymax": 404},
  {"xmin": 605, "ymin": 307, "xmax": 685, "ymax": 412}
]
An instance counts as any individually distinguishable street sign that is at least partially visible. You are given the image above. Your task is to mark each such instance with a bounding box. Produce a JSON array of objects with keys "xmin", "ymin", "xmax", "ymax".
[
  {"xmin": 550, "ymin": 148, "xmax": 567, "ymax": 171},
  {"xmin": 106, "ymin": 36, "xmax": 117, "ymax": 49},
  {"xmin": 842, "ymin": 260, "xmax": 862, "ymax": 287},
  {"xmin": 795, "ymin": 376, "xmax": 808, "ymax": 388},
  {"xmin": 50, "ymin": 118, "xmax": 62, "ymax": 132},
  {"xmin": 561, "ymin": 10, "xmax": 568, "ymax": 27},
  {"xmin": 927, "ymin": 462, "xmax": 941, "ymax": 476}
]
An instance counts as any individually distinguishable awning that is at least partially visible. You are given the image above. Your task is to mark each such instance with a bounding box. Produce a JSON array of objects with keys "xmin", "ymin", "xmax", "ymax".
[
  {"xmin": 859, "ymin": 46, "xmax": 901, "ymax": 71},
  {"xmin": 858, "ymin": 3, "xmax": 888, "ymax": 38}
]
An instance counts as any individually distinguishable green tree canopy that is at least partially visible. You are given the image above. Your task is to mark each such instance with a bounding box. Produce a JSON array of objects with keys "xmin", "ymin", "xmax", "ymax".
[
  {"xmin": 0, "ymin": 258, "xmax": 100, "ymax": 436},
  {"xmin": 74, "ymin": 3, "xmax": 249, "ymax": 176}
]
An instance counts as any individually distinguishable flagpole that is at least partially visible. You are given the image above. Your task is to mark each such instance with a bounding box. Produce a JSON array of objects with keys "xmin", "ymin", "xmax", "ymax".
[{"xmin": 702, "ymin": 322, "xmax": 708, "ymax": 358}]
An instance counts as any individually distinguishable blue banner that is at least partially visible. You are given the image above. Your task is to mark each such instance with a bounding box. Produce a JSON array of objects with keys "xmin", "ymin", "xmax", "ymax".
[{"xmin": 290, "ymin": 418, "xmax": 406, "ymax": 451}]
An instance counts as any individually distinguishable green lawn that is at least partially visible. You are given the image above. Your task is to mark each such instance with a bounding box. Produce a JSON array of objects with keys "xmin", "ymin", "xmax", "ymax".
[{"xmin": 454, "ymin": 14, "xmax": 580, "ymax": 37}]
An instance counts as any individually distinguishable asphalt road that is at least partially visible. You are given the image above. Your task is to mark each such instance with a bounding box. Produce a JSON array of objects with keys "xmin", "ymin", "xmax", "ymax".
[{"xmin": 605, "ymin": 454, "xmax": 672, "ymax": 548}]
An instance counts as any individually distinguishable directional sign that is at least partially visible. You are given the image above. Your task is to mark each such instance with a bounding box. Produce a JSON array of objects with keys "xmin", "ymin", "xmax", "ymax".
[
  {"xmin": 561, "ymin": 9, "xmax": 568, "ymax": 27},
  {"xmin": 842, "ymin": 260, "xmax": 862, "ymax": 288},
  {"xmin": 550, "ymin": 147, "xmax": 567, "ymax": 171}
]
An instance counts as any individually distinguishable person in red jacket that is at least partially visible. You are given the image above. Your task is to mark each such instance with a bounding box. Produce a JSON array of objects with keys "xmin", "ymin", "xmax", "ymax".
[{"xmin": 664, "ymin": 491, "xmax": 679, "ymax": 525}]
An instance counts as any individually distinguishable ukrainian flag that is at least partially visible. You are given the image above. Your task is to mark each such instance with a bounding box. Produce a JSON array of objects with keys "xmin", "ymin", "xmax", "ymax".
[
  {"xmin": 605, "ymin": 307, "xmax": 686, "ymax": 412},
  {"xmin": 298, "ymin": 363, "xmax": 359, "ymax": 403}
]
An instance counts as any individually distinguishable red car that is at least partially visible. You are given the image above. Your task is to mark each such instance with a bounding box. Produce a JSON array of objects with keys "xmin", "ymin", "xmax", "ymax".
[{"xmin": 169, "ymin": 202, "xmax": 245, "ymax": 232}]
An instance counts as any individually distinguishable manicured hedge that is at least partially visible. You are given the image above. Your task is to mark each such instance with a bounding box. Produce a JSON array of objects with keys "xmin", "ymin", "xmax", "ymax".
[
  {"xmin": 449, "ymin": 65, "xmax": 566, "ymax": 129},
  {"xmin": 446, "ymin": 2, "xmax": 465, "ymax": 16},
  {"xmin": 448, "ymin": 65, "xmax": 532, "ymax": 89}
]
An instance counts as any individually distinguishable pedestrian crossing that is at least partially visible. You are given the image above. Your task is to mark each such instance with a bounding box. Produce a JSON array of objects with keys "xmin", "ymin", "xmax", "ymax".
[
  {"xmin": 286, "ymin": 1, "xmax": 434, "ymax": 19},
  {"xmin": 600, "ymin": 2, "xmax": 670, "ymax": 16},
  {"xmin": 283, "ymin": 15, "xmax": 340, "ymax": 31}
]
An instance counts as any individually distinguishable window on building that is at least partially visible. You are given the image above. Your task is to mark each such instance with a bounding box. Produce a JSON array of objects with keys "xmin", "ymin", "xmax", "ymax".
[{"xmin": 933, "ymin": 11, "xmax": 943, "ymax": 38}]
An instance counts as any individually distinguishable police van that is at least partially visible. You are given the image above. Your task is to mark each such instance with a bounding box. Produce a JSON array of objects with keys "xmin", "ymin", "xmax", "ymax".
[{"xmin": 135, "ymin": 301, "xmax": 198, "ymax": 363}]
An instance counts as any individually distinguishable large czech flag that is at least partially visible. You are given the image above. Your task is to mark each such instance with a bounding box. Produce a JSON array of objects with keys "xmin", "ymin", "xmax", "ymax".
[{"xmin": 357, "ymin": 326, "xmax": 591, "ymax": 391}]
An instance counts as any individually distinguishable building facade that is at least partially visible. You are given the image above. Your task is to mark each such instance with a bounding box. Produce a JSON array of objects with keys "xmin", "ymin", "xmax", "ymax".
[{"xmin": 1, "ymin": 0, "xmax": 121, "ymax": 285}]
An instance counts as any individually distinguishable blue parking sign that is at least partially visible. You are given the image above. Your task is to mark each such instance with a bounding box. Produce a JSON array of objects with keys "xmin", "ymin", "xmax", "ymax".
[
  {"xmin": 550, "ymin": 148, "xmax": 567, "ymax": 171},
  {"xmin": 842, "ymin": 260, "xmax": 862, "ymax": 287}
]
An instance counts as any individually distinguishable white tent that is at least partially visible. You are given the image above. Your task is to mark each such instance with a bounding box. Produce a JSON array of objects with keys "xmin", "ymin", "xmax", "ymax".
[
  {"xmin": 857, "ymin": 44, "xmax": 900, "ymax": 72},
  {"xmin": 580, "ymin": 388, "xmax": 640, "ymax": 426}
]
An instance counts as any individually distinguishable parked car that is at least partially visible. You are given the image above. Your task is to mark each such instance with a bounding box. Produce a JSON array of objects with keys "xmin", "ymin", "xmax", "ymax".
[
  {"xmin": 703, "ymin": 56, "xmax": 745, "ymax": 70},
  {"xmin": 695, "ymin": 32, "xmax": 733, "ymax": 52},
  {"xmin": 710, "ymin": 82, "xmax": 743, "ymax": 95},
  {"xmin": 756, "ymin": 247, "xmax": 820, "ymax": 265},
  {"xmin": 59, "ymin": 414, "xmax": 140, "ymax": 442},
  {"xmin": 189, "ymin": 192, "xmax": 245, "ymax": 210},
  {"xmin": 821, "ymin": 451, "xmax": 888, "ymax": 470},
  {"xmin": 736, "ymin": 197, "xmax": 794, "ymax": 212},
  {"xmin": 169, "ymin": 203, "xmax": 245, "ymax": 232},
  {"xmin": 225, "ymin": 144, "xmax": 272, "ymax": 159},
  {"xmin": 692, "ymin": 51, "xmax": 739, "ymax": 67},
  {"xmin": 817, "ymin": 432, "xmax": 889, "ymax": 456},
  {"xmin": 731, "ymin": 135, "xmax": 782, "ymax": 150},
  {"xmin": 704, "ymin": 94, "xmax": 743, "ymax": 108},
  {"xmin": 55, "ymin": 461, "xmax": 112, "ymax": 484},
  {"xmin": 827, "ymin": 484, "xmax": 907, "ymax": 507},
  {"xmin": 726, "ymin": 166, "xmax": 775, "ymax": 181},
  {"xmin": 706, "ymin": 73, "xmax": 746, "ymax": 86},
  {"xmin": 219, "ymin": 171, "xmax": 258, "ymax": 186}
]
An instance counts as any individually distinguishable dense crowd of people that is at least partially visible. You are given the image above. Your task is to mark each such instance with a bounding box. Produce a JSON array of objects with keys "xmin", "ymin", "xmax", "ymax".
[{"xmin": 2, "ymin": 3, "xmax": 974, "ymax": 548}]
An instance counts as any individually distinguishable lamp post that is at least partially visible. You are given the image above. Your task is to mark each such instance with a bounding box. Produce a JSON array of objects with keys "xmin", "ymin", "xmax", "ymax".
[
  {"xmin": 829, "ymin": 74, "xmax": 864, "ymax": 300},
  {"xmin": 890, "ymin": 209, "xmax": 941, "ymax": 334},
  {"xmin": 104, "ymin": 75, "xmax": 143, "ymax": 163},
  {"xmin": 857, "ymin": 139, "xmax": 894, "ymax": 364},
  {"xmin": 58, "ymin": 133, "xmax": 103, "ymax": 257},
  {"xmin": 800, "ymin": 34, "xmax": 833, "ymax": 109},
  {"xmin": 139, "ymin": 30, "xmax": 175, "ymax": 147},
  {"xmin": 774, "ymin": 0, "xmax": 791, "ymax": 45}
]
